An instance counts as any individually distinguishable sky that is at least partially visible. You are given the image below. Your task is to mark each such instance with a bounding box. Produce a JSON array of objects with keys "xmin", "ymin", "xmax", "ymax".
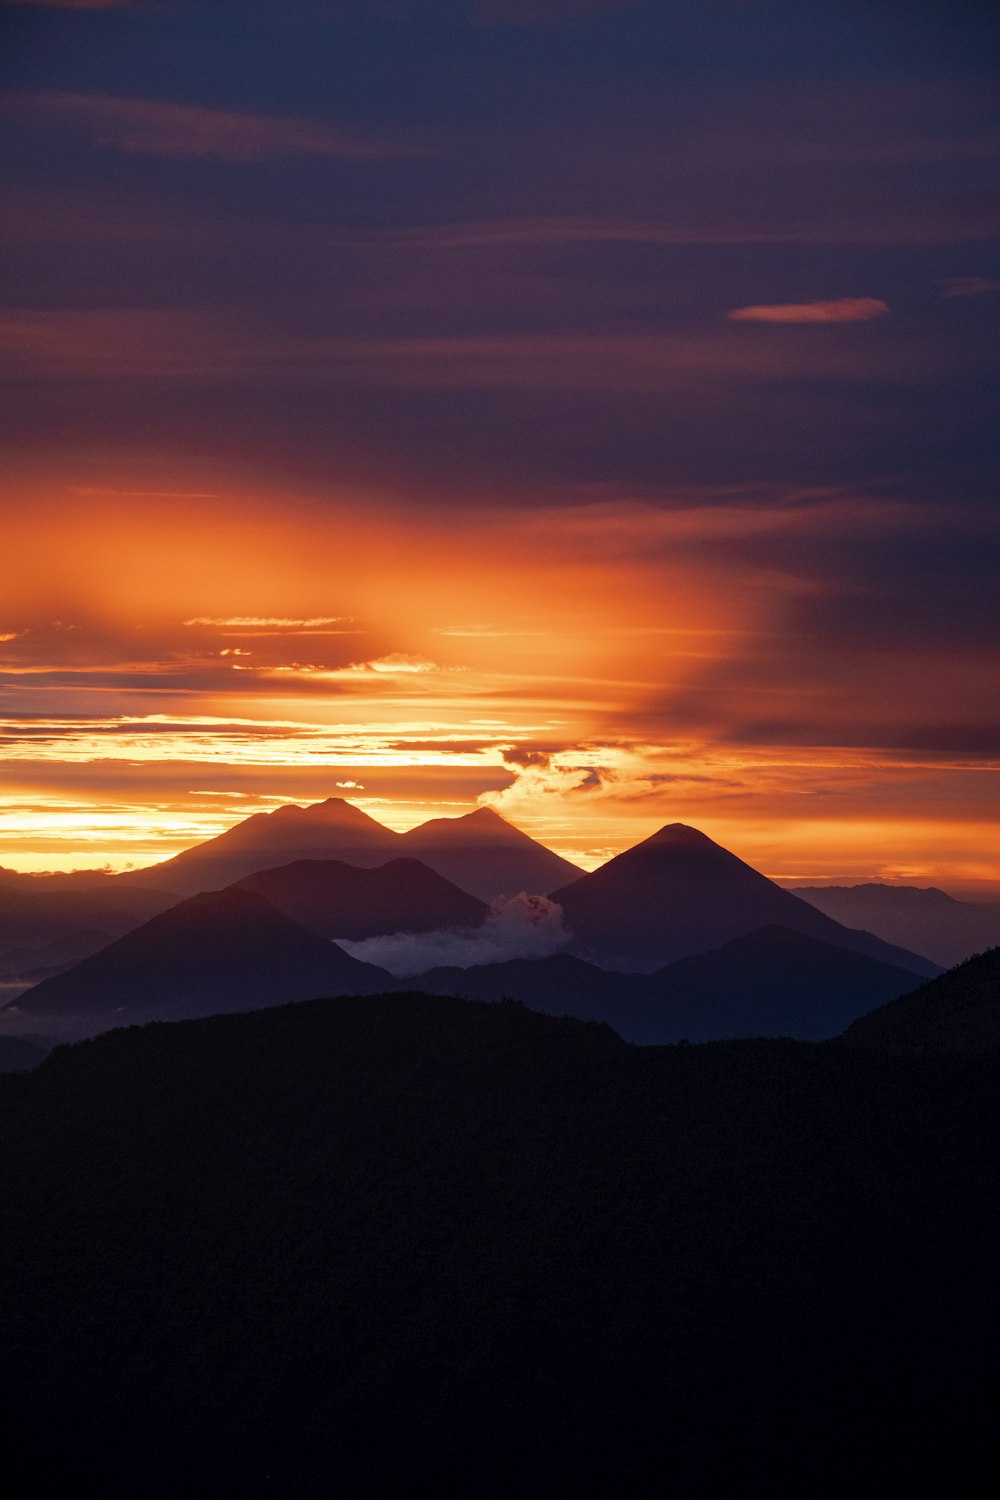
[{"xmin": 1, "ymin": 0, "xmax": 998, "ymax": 893}]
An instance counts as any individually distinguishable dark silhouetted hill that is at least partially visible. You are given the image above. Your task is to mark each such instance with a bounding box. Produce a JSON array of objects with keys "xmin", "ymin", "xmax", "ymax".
[
  {"xmin": 401, "ymin": 806, "xmax": 582, "ymax": 899},
  {"xmin": 6, "ymin": 888, "xmax": 391, "ymax": 1024},
  {"xmin": 415, "ymin": 950, "xmax": 645, "ymax": 1022},
  {"xmin": 551, "ymin": 823, "xmax": 940, "ymax": 974},
  {"xmin": 120, "ymin": 798, "xmax": 404, "ymax": 894},
  {"xmin": 0, "ymin": 995, "xmax": 996, "ymax": 1497},
  {"xmin": 642, "ymin": 924, "xmax": 925, "ymax": 1042},
  {"xmin": 413, "ymin": 925, "xmax": 922, "ymax": 1043},
  {"xmin": 788, "ymin": 883, "xmax": 1000, "ymax": 968},
  {"xmin": 235, "ymin": 857, "xmax": 487, "ymax": 939},
  {"xmin": 839, "ymin": 946, "xmax": 1000, "ymax": 1053}
]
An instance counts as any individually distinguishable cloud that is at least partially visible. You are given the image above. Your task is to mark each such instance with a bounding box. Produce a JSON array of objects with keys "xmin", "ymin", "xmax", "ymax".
[
  {"xmin": 339, "ymin": 893, "xmax": 570, "ymax": 978},
  {"xmin": 8, "ymin": 91, "xmax": 424, "ymax": 162},
  {"xmin": 728, "ymin": 298, "xmax": 890, "ymax": 324},
  {"xmin": 940, "ymin": 277, "xmax": 1000, "ymax": 298},
  {"xmin": 184, "ymin": 616, "xmax": 353, "ymax": 630},
  {"xmin": 350, "ymin": 653, "xmax": 439, "ymax": 675}
]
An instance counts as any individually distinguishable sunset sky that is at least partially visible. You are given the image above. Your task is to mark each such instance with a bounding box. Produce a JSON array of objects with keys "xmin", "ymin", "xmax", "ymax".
[{"xmin": 1, "ymin": 0, "xmax": 998, "ymax": 892}]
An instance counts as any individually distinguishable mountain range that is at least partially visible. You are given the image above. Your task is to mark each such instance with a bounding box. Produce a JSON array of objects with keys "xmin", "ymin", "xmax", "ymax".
[
  {"xmin": 417, "ymin": 923, "xmax": 926, "ymax": 1043},
  {"xmin": 115, "ymin": 798, "xmax": 583, "ymax": 901},
  {"xmin": 5, "ymin": 803, "xmax": 950, "ymax": 1043},
  {"xmin": 788, "ymin": 883, "xmax": 1000, "ymax": 968}
]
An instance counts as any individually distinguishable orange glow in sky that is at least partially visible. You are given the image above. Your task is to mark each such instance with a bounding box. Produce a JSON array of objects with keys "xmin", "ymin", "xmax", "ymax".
[{"xmin": 2, "ymin": 470, "xmax": 997, "ymax": 895}]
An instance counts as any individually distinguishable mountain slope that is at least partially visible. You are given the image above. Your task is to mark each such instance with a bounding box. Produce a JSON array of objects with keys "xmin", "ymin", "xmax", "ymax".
[
  {"xmin": 644, "ymin": 924, "xmax": 925, "ymax": 1043},
  {"xmin": 839, "ymin": 946, "xmax": 1000, "ymax": 1053},
  {"xmin": 7, "ymin": 887, "xmax": 391, "ymax": 1024},
  {"xmin": 789, "ymin": 884, "xmax": 1000, "ymax": 968},
  {"xmin": 235, "ymin": 857, "xmax": 487, "ymax": 939},
  {"xmin": 121, "ymin": 798, "xmax": 403, "ymax": 895},
  {"xmin": 401, "ymin": 807, "xmax": 582, "ymax": 899},
  {"xmin": 551, "ymin": 823, "xmax": 939, "ymax": 974}
]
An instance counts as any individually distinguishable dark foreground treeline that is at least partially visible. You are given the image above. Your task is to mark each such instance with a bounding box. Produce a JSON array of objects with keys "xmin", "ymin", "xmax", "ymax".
[{"xmin": 2, "ymin": 993, "xmax": 998, "ymax": 1498}]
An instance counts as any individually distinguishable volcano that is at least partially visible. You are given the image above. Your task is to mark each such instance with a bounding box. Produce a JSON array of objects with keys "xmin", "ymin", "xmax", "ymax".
[
  {"xmin": 551, "ymin": 823, "xmax": 940, "ymax": 974},
  {"xmin": 121, "ymin": 798, "xmax": 404, "ymax": 895},
  {"xmin": 401, "ymin": 806, "xmax": 582, "ymax": 900},
  {"xmin": 235, "ymin": 857, "xmax": 487, "ymax": 939},
  {"xmin": 8, "ymin": 887, "xmax": 392, "ymax": 1025}
]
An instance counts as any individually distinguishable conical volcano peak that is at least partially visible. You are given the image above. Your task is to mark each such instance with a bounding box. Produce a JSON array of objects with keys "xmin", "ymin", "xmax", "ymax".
[
  {"xmin": 643, "ymin": 823, "xmax": 721, "ymax": 850},
  {"xmin": 465, "ymin": 806, "xmax": 510, "ymax": 824}
]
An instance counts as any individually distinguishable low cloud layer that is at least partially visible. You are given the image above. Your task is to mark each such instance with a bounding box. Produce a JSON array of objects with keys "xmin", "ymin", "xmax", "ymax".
[{"xmin": 339, "ymin": 893, "xmax": 570, "ymax": 978}]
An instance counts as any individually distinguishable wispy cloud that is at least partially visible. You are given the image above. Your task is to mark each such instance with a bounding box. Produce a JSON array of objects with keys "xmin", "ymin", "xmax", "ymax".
[
  {"xmin": 940, "ymin": 276, "xmax": 1000, "ymax": 298},
  {"xmin": 729, "ymin": 298, "xmax": 890, "ymax": 324},
  {"xmin": 8, "ymin": 91, "xmax": 426, "ymax": 162},
  {"xmin": 183, "ymin": 616, "xmax": 354, "ymax": 630}
]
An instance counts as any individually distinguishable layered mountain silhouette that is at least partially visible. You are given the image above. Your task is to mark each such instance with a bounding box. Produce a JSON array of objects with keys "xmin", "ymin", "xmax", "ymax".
[
  {"xmin": 551, "ymin": 823, "xmax": 940, "ymax": 974},
  {"xmin": 7, "ymin": 887, "xmax": 391, "ymax": 1023},
  {"xmin": 0, "ymin": 881, "xmax": 174, "ymax": 955},
  {"xmin": 642, "ymin": 924, "xmax": 924, "ymax": 1042},
  {"xmin": 0, "ymin": 928, "xmax": 112, "ymax": 982},
  {"xmin": 839, "ymin": 946, "xmax": 1000, "ymax": 1053},
  {"xmin": 399, "ymin": 805, "xmax": 582, "ymax": 898},
  {"xmin": 119, "ymin": 797, "xmax": 402, "ymax": 895},
  {"xmin": 235, "ymin": 857, "xmax": 487, "ymax": 939},
  {"xmin": 790, "ymin": 883, "xmax": 1000, "ymax": 968},
  {"xmin": 117, "ymin": 798, "xmax": 581, "ymax": 902},
  {"xmin": 415, "ymin": 924, "xmax": 923, "ymax": 1043},
  {"xmin": 2, "ymin": 995, "xmax": 996, "ymax": 1497}
]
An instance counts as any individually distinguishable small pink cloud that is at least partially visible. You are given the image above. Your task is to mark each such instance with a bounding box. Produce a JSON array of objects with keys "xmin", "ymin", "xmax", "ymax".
[
  {"xmin": 729, "ymin": 297, "xmax": 890, "ymax": 324},
  {"xmin": 940, "ymin": 276, "xmax": 1000, "ymax": 298}
]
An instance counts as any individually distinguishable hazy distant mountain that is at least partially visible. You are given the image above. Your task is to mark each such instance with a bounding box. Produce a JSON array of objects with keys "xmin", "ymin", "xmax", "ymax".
[
  {"xmin": 235, "ymin": 857, "xmax": 487, "ymax": 939},
  {"xmin": 788, "ymin": 884, "xmax": 1000, "ymax": 968},
  {"xmin": 0, "ymin": 928, "xmax": 112, "ymax": 982},
  {"xmin": 121, "ymin": 798, "xmax": 403, "ymax": 895},
  {"xmin": 414, "ymin": 924, "xmax": 923, "ymax": 1043},
  {"xmin": 0, "ymin": 882, "xmax": 175, "ymax": 954},
  {"xmin": 839, "ymin": 946, "xmax": 1000, "ymax": 1053},
  {"xmin": 3, "ymin": 995, "xmax": 996, "ymax": 1497},
  {"xmin": 401, "ymin": 807, "xmax": 582, "ymax": 899},
  {"xmin": 7, "ymin": 887, "xmax": 391, "ymax": 1024},
  {"xmin": 551, "ymin": 823, "xmax": 940, "ymax": 974}
]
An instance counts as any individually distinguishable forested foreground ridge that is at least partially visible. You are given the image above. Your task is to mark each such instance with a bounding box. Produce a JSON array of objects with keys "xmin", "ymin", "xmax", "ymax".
[{"xmin": 2, "ymin": 993, "xmax": 998, "ymax": 1497}]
